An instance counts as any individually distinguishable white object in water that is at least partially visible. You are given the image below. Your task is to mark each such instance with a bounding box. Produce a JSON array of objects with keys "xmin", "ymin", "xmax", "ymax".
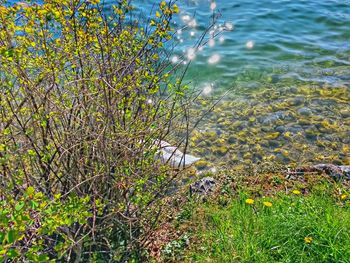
[
  {"xmin": 182, "ymin": 15, "xmax": 191, "ymax": 23},
  {"xmin": 246, "ymin": 40, "xmax": 254, "ymax": 49},
  {"xmin": 157, "ymin": 140, "xmax": 200, "ymax": 169},
  {"xmin": 170, "ymin": 55, "xmax": 179, "ymax": 64},
  {"xmin": 202, "ymin": 83, "xmax": 213, "ymax": 95},
  {"xmin": 186, "ymin": 48, "xmax": 196, "ymax": 60},
  {"xmin": 188, "ymin": 19, "xmax": 197, "ymax": 28},
  {"xmin": 224, "ymin": 22, "xmax": 234, "ymax": 31},
  {"xmin": 208, "ymin": 54, "xmax": 220, "ymax": 64}
]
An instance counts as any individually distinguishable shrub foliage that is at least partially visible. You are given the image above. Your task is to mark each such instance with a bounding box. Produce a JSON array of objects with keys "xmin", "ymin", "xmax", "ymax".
[{"xmin": 0, "ymin": 0, "xmax": 192, "ymax": 261}]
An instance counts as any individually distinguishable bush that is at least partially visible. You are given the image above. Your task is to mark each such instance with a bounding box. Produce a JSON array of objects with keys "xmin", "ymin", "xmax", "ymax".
[
  {"xmin": 0, "ymin": 0, "xmax": 197, "ymax": 261},
  {"xmin": 0, "ymin": 187, "xmax": 91, "ymax": 262}
]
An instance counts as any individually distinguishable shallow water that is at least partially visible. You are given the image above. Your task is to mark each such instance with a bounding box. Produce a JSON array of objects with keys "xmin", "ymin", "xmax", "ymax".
[
  {"xmin": 127, "ymin": 0, "xmax": 350, "ymax": 168},
  {"xmin": 97, "ymin": 0, "xmax": 350, "ymax": 167}
]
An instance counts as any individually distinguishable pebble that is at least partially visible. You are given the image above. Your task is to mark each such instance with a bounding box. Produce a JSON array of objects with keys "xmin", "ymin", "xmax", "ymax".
[
  {"xmin": 297, "ymin": 107, "xmax": 312, "ymax": 116},
  {"xmin": 190, "ymin": 177, "xmax": 216, "ymax": 195}
]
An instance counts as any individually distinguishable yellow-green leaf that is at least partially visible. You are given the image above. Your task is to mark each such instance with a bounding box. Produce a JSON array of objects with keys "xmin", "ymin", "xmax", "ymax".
[{"xmin": 26, "ymin": 186, "xmax": 35, "ymax": 196}]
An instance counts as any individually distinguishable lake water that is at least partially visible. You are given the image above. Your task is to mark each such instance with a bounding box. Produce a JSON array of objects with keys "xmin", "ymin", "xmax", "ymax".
[
  {"xmin": 10, "ymin": 0, "xmax": 350, "ymax": 168},
  {"xmin": 126, "ymin": 0, "xmax": 350, "ymax": 169},
  {"xmin": 128, "ymin": 0, "xmax": 350, "ymax": 90}
]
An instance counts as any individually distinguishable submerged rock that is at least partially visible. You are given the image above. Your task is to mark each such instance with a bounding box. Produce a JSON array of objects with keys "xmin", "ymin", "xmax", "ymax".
[
  {"xmin": 275, "ymin": 126, "xmax": 286, "ymax": 133},
  {"xmin": 297, "ymin": 107, "xmax": 312, "ymax": 116},
  {"xmin": 261, "ymin": 111, "xmax": 289, "ymax": 126},
  {"xmin": 195, "ymin": 160, "xmax": 210, "ymax": 170},
  {"xmin": 228, "ymin": 136, "xmax": 237, "ymax": 144},
  {"xmin": 290, "ymin": 96, "xmax": 305, "ymax": 106},
  {"xmin": 213, "ymin": 146, "xmax": 229, "ymax": 156},
  {"xmin": 340, "ymin": 109, "xmax": 350, "ymax": 118}
]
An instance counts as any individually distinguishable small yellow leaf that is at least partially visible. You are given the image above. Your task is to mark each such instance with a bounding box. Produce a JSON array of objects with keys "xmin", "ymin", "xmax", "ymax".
[
  {"xmin": 26, "ymin": 186, "xmax": 35, "ymax": 195},
  {"xmin": 160, "ymin": 1, "xmax": 167, "ymax": 9},
  {"xmin": 0, "ymin": 144, "xmax": 5, "ymax": 151},
  {"xmin": 173, "ymin": 4, "xmax": 179, "ymax": 13}
]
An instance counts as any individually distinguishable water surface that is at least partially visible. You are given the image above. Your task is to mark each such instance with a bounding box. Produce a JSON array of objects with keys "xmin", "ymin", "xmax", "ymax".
[
  {"xmin": 128, "ymin": 0, "xmax": 350, "ymax": 168},
  {"xmin": 128, "ymin": 0, "xmax": 350, "ymax": 92},
  {"xmin": 10, "ymin": 0, "xmax": 350, "ymax": 167}
]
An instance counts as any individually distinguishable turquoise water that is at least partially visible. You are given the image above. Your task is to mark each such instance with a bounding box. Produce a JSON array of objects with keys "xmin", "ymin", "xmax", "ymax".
[
  {"xmin": 109, "ymin": 0, "xmax": 350, "ymax": 167},
  {"xmin": 127, "ymin": 0, "xmax": 350, "ymax": 91}
]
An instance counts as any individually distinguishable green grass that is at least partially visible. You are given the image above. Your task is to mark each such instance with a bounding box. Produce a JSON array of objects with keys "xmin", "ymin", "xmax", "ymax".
[{"xmin": 183, "ymin": 179, "xmax": 350, "ymax": 263}]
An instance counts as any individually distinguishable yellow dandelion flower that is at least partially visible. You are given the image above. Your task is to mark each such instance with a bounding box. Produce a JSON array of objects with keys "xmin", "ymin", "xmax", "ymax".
[
  {"xmin": 263, "ymin": 201, "xmax": 273, "ymax": 207},
  {"xmin": 340, "ymin": 194, "xmax": 348, "ymax": 201},
  {"xmin": 304, "ymin": 236, "xmax": 313, "ymax": 244},
  {"xmin": 292, "ymin": 190, "xmax": 301, "ymax": 195},
  {"xmin": 245, "ymin": 198, "xmax": 254, "ymax": 205}
]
